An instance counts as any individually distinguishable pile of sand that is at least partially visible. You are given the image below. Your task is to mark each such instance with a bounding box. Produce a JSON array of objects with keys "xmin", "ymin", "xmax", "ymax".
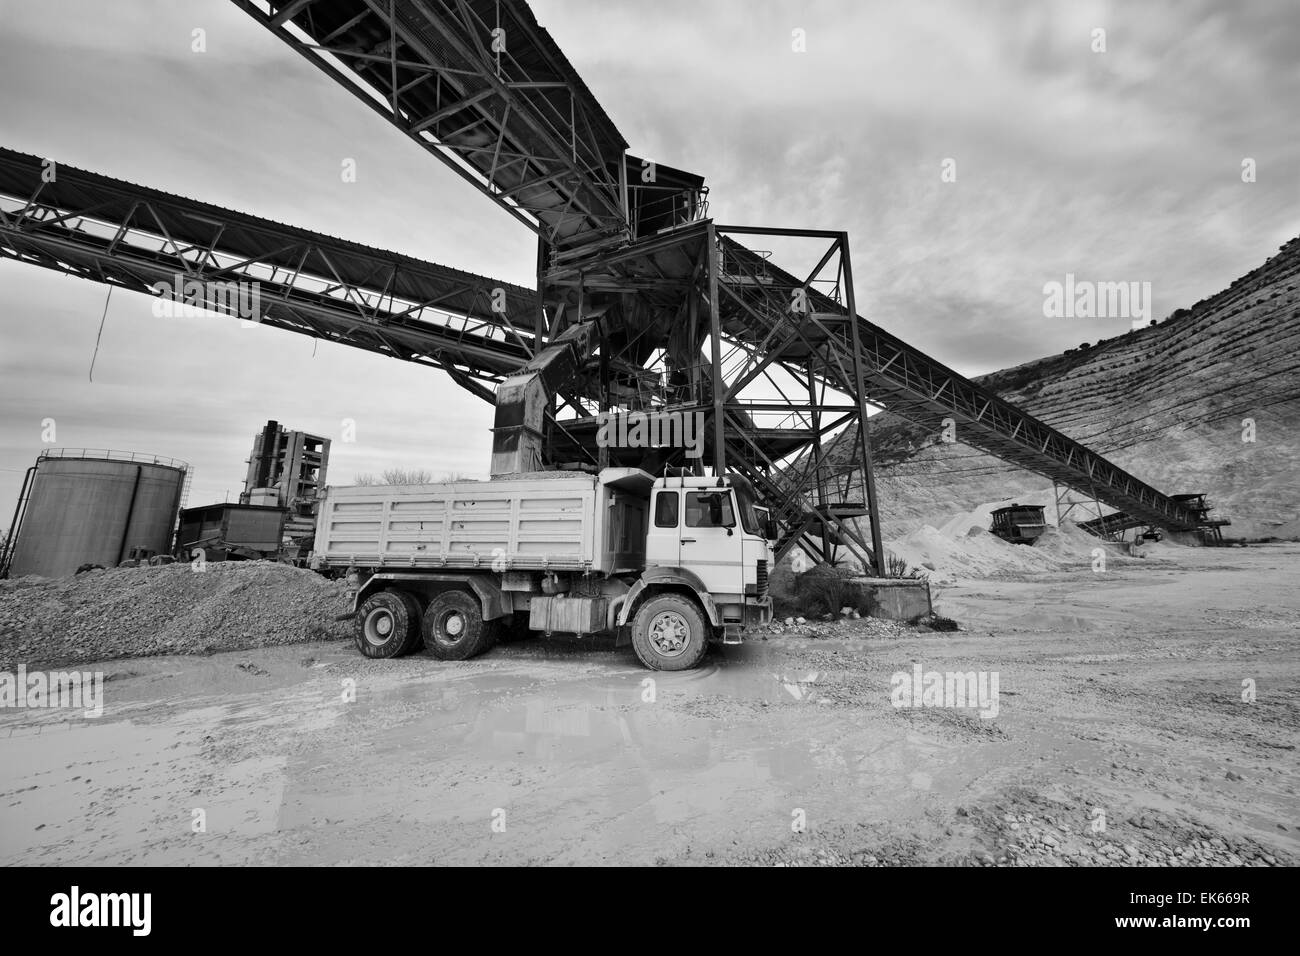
[
  {"xmin": 885, "ymin": 490, "xmax": 1171, "ymax": 582},
  {"xmin": 886, "ymin": 524, "xmax": 1059, "ymax": 580}
]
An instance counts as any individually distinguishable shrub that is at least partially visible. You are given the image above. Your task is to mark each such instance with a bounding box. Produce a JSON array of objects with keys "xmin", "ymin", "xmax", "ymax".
[
  {"xmin": 793, "ymin": 563, "xmax": 860, "ymax": 616},
  {"xmin": 884, "ymin": 551, "xmax": 923, "ymax": 579}
]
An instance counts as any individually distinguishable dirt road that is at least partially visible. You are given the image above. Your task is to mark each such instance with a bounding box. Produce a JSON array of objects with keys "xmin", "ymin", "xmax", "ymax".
[{"xmin": 3, "ymin": 544, "xmax": 1297, "ymax": 866}]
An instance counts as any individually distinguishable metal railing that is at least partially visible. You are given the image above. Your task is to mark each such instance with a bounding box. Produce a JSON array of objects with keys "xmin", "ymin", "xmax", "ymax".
[{"xmin": 37, "ymin": 448, "xmax": 190, "ymax": 471}]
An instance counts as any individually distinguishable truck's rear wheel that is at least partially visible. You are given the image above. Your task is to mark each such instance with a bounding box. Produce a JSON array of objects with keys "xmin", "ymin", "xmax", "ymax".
[
  {"xmin": 422, "ymin": 590, "xmax": 496, "ymax": 661},
  {"xmin": 395, "ymin": 590, "xmax": 424, "ymax": 652},
  {"xmin": 631, "ymin": 594, "xmax": 710, "ymax": 671},
  {"xmin": 355, "ymin": 591, "xmax": 419, "ymax": 659}
]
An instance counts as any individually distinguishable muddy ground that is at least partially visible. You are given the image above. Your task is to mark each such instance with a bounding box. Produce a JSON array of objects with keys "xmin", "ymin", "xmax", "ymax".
[{"xmin": 2, "ymin": 544, "xmax": 1297, "ymax": 866}]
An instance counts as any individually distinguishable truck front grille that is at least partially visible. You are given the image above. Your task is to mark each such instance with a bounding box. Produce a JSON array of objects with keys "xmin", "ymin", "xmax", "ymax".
[{"xmin": 756, "ymin": 559, "xmax": 768, "ymax": 597}]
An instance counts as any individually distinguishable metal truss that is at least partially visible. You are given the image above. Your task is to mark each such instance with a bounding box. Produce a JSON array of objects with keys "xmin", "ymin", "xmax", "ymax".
[
  {"xmin": 531, "ymin": 221, "xmax": 888, "ymax": 573},
  {"xmin": 235, "ymin": 0, "xmax": 630, "ymax": 253},
  {"xmin": 0, "ymin": 148, "xmax": 536, "ymax": 401},
  {"xmin": 714, "ymin": 237, "xmax": 1202, "ymax": 534}
]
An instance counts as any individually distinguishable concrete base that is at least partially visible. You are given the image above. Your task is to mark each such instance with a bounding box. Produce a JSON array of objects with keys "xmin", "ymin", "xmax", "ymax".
[{"xmin": 848, "ymin": 577, "xmax": 933, "ymax": 622}]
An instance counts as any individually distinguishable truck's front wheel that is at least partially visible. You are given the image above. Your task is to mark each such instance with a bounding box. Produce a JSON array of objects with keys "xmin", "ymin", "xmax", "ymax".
[
  {"xmin": 422, "ymin": 590, "xmax": 496, "ymax": 661},
  {"xmin": 631, "ymin": 594, "xmax": 710, "ymax": 671},
  {"xmin": 355, "ymin": 591, "xmax": 420, "ymax": 659}
]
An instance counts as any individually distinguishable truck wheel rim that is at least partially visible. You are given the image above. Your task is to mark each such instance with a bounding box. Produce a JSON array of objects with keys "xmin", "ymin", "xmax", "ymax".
[
  {"xmin": 648, "ymin": 611, "xmax": 689, "ymax": 657},
  {"xmin": 440, "ymin": 611, "xmax": 465, "ymax": 641},
  {"xmin": 364, "ymin": 610, "xmax": 394, "ymax": 646}
]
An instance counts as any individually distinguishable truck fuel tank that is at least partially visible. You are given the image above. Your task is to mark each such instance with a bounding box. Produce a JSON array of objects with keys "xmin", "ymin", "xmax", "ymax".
[{"xmin": 529, "ymin": 596, "xmax": 607, "ymax": 635}]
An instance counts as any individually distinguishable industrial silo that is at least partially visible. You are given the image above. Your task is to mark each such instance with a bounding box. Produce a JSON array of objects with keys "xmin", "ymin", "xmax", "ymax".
[{"xmin": 2, "ymin": 449, "xmax": 188, "ymax": 578}]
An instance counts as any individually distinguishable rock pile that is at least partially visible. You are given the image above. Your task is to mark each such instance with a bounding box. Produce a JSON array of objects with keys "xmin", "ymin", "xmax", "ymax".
[
  {"xmin": 0, "ymin": 562, "xmax": 352, "ymax": 669},
  {"xmin": 764, "ymin": 615, "xmax": 908, "ymax": 641}
]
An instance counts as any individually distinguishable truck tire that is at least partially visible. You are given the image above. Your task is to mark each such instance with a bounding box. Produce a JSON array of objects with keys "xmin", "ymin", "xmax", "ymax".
[
  {"xmin": 395, "ymin": 590, "xmax": 424, "ymax": 652},
  {"xmin": 355, "ymin": 591, "xmax": 419, "ymax": 659},
  {"xmin": 631, "ymin": 594, "xmax": 710, "ymax": 671},
  {"xmin": 422, "ymin": 590, "xmax": 496, "ymax": 661}
]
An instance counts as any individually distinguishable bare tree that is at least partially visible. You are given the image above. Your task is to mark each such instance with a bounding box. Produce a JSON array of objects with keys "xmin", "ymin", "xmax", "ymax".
[
  {"xmin": 382, "ymin": 468, "xmax": 433, "ymax": 485},
  {"xmin": 353, "ymin": 468, "xmax": 471, "ymax": 485},
  {"xmin": 352, "ymin": 468, "xmax": 434, "ymax": 485}
]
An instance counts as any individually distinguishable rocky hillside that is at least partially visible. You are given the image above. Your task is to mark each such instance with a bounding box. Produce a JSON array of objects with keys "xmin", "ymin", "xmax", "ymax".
[{"xmin": 863, "ymin": 237, "xmax": 1300, "ymax": 541}]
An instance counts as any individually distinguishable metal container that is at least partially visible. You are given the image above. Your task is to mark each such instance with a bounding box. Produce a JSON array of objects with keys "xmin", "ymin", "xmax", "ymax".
[
  {"xmin": 3, "ymin": 449, "xmax": 188, "ymax": 577},
  {"xmin": 177, "ymin": 502, "xmax": 286, "ymax": 560},
  {"xmin": 529, "ymin": 596, "xmax": 607, "ymax": 635}
]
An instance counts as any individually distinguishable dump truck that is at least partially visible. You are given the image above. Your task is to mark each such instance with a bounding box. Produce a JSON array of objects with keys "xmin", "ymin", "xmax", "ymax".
[
  {"xmin": 989, "ymin": 504, "xmax": 1048, "ymax": 544},
  {"xmin": 311, "ymin": 468, "xmax": 774, "ymax": 670}
]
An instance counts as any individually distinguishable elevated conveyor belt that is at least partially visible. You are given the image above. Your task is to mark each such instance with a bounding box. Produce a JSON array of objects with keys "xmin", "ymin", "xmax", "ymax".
[
  {"xmin": 234, "ymin": 0, "xmax": 630, "ymax": 253},
  {"xmin": 0, "ymin": 148, "xmax": 536, "ymax": 401},
  {"xmin": 716, "ymin": 235, "xmax": 1203, "ymax": 532}
]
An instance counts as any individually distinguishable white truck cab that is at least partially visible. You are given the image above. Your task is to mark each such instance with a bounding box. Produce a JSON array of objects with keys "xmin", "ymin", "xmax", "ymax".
[{"xmin": 644, "ymin": 473, "xmax": 772, "ymax": 626}]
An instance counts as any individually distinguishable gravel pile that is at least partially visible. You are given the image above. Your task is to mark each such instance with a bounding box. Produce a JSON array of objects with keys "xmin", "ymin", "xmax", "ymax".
[
  {"xmin": 721, "ymin": 802, "xmax": 1292, "ymax": 868},
  {"xmin": 0, "ymin": 562, "xmax": 352, "ymax": 668},
  {"xmin": 762, "ymin": 615, "xmax": 910, "ymax": 640},
  {"xmin": 959, "ymin": 803, "xmax": 1290, "ymax": 867}
]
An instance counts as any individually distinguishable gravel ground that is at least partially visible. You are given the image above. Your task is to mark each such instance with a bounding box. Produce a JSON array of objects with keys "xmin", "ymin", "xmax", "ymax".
[
  {"xmin": 0, "ymin": 562, "xmax": 351, "ymax": 669},
  {"xmin": 718, "ymin": 789, "xmax": 1289, "ymax": 867},
  {"xmin": 2, "ymin": 545, "xmax": 1296, "ymax": 866}
]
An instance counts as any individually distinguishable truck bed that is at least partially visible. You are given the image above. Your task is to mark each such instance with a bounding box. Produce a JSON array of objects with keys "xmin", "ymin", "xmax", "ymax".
[{"xmin": 314, "ymin": 473, "xmax": 600, "ymax": 571}]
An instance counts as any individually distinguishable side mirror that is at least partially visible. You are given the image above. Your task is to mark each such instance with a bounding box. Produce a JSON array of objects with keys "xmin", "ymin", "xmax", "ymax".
[{"xmin": 765, "ymin": 519, "xmax": 778, "ymax": 541}]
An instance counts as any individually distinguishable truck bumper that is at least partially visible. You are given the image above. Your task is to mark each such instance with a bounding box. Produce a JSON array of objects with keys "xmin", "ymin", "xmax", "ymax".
[{"xmin": 748, "ymin": 597, "xmax": 773, "ymax": 627}]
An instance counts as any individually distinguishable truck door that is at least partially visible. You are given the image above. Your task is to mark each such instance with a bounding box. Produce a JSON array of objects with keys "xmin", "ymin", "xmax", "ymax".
[
  {"xmin": 681, "ymin": 489, "xmax": 743, "ymax": 596},
  {"xmin": 645, "ymin": 489, "xmax": 681, "ymax": 568}
]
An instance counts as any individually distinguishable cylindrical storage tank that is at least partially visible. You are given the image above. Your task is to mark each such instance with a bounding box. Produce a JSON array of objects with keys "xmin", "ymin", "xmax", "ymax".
[{"xmin": 6, "ymin": 449, "xmax": 188, "ymax": 577}]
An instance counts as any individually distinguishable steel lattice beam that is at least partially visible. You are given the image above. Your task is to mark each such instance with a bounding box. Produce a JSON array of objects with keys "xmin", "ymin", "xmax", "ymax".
[
  {"xmin": 234, "ymin": 0, "xmax": 630, "ymax": 253},
  {"xmin": 0, "ymin": 148, "xmax": 537, "ymax": 398},
  {"xmin": 714, "ymin": 233, "xmax": 1203, "ymax": 532}
]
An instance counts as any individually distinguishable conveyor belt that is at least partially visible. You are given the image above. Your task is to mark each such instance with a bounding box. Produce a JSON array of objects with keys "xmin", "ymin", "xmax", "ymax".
[
  {"xmin": 717, "ymin": 237, "xmax": 1203, "ymax": 532},
  {"xmin": 0, "ymin": 148, "xmax": 535, "ymax": 400},
  {"xmin": 234, "ymin": 0, "xmax": 630, "ymax": 252}
]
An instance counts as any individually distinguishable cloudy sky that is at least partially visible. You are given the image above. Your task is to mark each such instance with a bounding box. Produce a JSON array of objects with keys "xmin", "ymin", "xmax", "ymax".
[{"xmin": 1, "ymin": 0, "xmax": 1297, "ymax": 513}]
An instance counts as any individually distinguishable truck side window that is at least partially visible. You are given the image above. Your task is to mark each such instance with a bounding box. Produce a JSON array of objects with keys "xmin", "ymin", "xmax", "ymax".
[
  {"xmin": 654, "ymin": 491, "xmax": 679, "ymax": 528},
  {"xmin": 686, "ymin": 491, "xmax": 735, "ymax": 528}
]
